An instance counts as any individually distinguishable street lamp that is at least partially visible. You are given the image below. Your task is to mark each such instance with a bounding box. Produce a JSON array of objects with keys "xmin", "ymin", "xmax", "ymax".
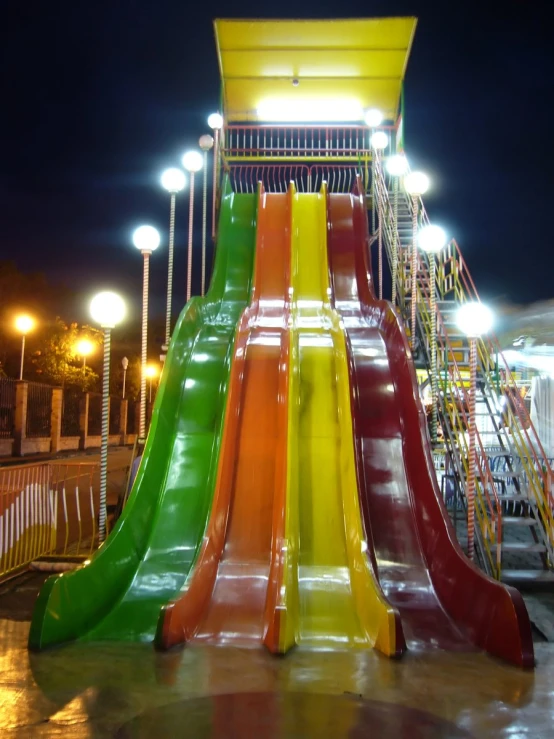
[
  {"xmin": 456, "ymin": 301, "xmax": 494, "ymax": 561},
  {"xmin": 182, "ymin": 150, "xmax": 204, "ymax": 303},
  {"xmin": 386, "ymin": 154, "xmax": 409, "ymax": 305},
  {"xmin": 208, "ymin": 112, "xmax": 224, "ymax": 240},
  {"xmin": 90, "ymin": 291, "xmax": 126, "ymax": 543},
  {"xmin": 161, "ymin": 168, "xmax": 186, "ymax": 349},
  {"xmin": 199, "ymin": 134, "xmax": 214, "ymax": 296},
  {"xmin": 14, "ymin": 314, "xmax": 35, "ymax": 380},
  {"xmin": 132, "ymin": 225, "xmax": 160, "ymax": 439},
  {"xmin": 145, "ymin": 364, "xmax": 159, "ymax": 403},
  {"xmin": 404, "ymin": 171, "xmax": 430, "ymax": 351},
  {"xmin": 370, "ymin": 131, "xmax": 389, "ymax": 300},
  {"xmin": 418, "ymin": 224, "xmax": 448, "ymax": 444},
  {"xmin": 75, "ymin": 338, "xmax": 94, "ymax": 371},
  {"xmin": 121, "ymin": 356, "xmax": 129, "ymax": 399}
]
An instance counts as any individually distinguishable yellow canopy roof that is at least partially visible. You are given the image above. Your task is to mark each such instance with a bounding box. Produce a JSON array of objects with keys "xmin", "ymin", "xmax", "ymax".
[{"xmin": 214, "ymin": 18, "xmax": 417, "ymax": 123}]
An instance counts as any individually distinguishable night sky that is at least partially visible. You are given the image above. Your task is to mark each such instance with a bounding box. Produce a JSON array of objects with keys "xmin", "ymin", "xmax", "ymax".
[{"xmin": 2, "ymin": 0, "xmax": 553, "ymax": 329}]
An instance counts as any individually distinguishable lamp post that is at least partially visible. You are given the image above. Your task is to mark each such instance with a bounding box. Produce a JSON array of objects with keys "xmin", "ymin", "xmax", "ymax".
[
  {"xmin": 404, "ymin": 171, "xmax": 430, "ymax": 351},
  {"xmin": 364, "ymin": 108, "xmax": 383, "ymax": 236},
  {"xmin": 145, "ymin": 364, "xmax": 159, "ymax": 403},
  {"xmin": 121, "ymin": 356, "xmax": 129, "ymax": 399},
  {"xmin": 90, "ymin": 291, "xmax": 126, "ymax": 542},
  {"xmin": 208, "ymin": 112, "xmax": 224, "ymax": 240},
  {"xmin": 418, "ymin": 224, "xmax": 448, "ymax": 444},
  {"xmin": 199, "ymin": 134, "xmax": 214, "ymax": 296},
  {"xmin": 370, "ymin": 130, "xmax": 389, "ymax": 300},
  {"xmin": 161, "ymin": 168, "xmax": 186, "ymax": 349},
  {"xmin": 182, "ymin": 150, "xmax": 204, "ymax": 303},
  {"xmin": 75, "ymin": 338, "xmax": 94, "ymax": 373},
  {"xmin": 456, "ymin": 301, "xmax": 494, "ymax": 561},
  {"xmin": 14, "ymin": 315, "xmax": 35, "ymax": 380},
  {"xmin": 386, "ymin": 154, "xmax": 409, "ymax": 305},
  {"xmin": 132, "ymin": 225, "xmax": 160, "ymax": 439}
]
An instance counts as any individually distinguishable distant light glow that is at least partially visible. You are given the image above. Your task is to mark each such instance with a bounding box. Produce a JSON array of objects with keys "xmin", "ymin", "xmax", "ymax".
[
  {"xmin": 161, "ymin": 168, "xmax": 186, "ymax": 193},
  {"xmin": 404, "ymin": 171, "xmax": 430, "ymax": 196},
  {"xmin": 182, "ymin": 150, "xmax": 203, "ymax": 173},
  {"xmin": 418, "ymin": 225, "xmax": 448, "ymax": 253},
  {"xmin": 456, "ymin": 302, "xmax": 494, "ymax": 338},
  {"xmin": 386, "ymin": 154, "xmax": 409, "ymax": 176},
  {"xmin": 207, "ymin": 112, "xmax": 223, "ymax": 130},
  {"xmin": 90, "ymin": 292, "xmax": 126, "ymax": 329},
  {"xmin": 370, "ymin": 131, "xmax": 389, "ymax": 151},
  {"xmin": 364, "ymin": 108, "xmax": 383, "ymax": 127},
  {"xmin": 256, "ymin": 97, "xmax": 363, "ymax": 123},
  {"xmin": 145, "ymin": 364, "xmax": 159, "ymax": 379},
  {"xmin": 76, "ymin": 339, "xmax": 94, "ymax": 357},
  {"xmin": 15, "ymin": 315, "xmax": 35, "ymax": 334},
  {"xmin": 132, "ymin": 225, "xmax": 161, "ymax": 253}
]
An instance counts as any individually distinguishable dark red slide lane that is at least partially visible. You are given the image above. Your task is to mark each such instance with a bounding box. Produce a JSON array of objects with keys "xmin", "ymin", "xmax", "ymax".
[{"xmin": 326, "ymin": 191, "xmax": 534, "ymax": 668}]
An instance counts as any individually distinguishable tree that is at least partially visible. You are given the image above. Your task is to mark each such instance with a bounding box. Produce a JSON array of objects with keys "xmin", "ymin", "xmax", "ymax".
[
  {"xmin": 32, "ymin": 318, "xmax": 102, "ymax": 390},
  {"xmin": 0, "ymin": 261, "xmax": 76, "ymax": 377}
]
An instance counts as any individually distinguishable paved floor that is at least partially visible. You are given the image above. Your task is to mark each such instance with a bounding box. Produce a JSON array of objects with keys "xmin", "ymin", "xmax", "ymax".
[{"xmin": 0, "ymin": 616, "xmax": 553, "ymax": 738}]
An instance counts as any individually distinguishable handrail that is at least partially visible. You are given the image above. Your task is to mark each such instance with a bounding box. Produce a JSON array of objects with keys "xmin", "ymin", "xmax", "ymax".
[{"xmin": 375, "ymin": 153, "xmax": 554, "ymax": 573}]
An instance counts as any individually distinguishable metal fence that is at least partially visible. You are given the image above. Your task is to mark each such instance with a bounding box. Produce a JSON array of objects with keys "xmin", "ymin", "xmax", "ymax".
[
  {"xmin": 61, "ymin": 386, "xmax": 82, "ymax": 437},
  {"xmin": 0, "ymin": 461, "xmax": 98, "ymax": 577},
  {"xmin": 87, "ymin": 393, "xmax": 102, "ymax": 435},
  {"xmin": 229, "ymin": 163, "xmax": 368, "ymax": 195},
  {"xmin": 0, "ymin": 378, "xmax": 16, "ymax": 439},
  {"xmin": 109, "ymin": 396, "xmax": 121, "ymax": 436},
  {"xmin": 26, "ymin": 382, "xmax": 52, "ymax": 438}
]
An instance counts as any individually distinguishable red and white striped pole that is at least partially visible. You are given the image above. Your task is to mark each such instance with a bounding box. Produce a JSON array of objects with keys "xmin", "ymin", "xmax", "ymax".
[
  {"xmin": 182, "ymin": 150, "xmax": 204, "ymax": 303},
  {"xmin": 370, "ymin": 130, "xmax": 389, "ymax": 301},
  {"xmin": 410, "ymin": 194, "xmax": 419, "ymax": 348},
  {"xmin": 199, "ymin": 134, "xmax": 215, "ymax": 296},
  {"xmin": 208, "ymin": 113, "xmax": 224, "ymax": 241},
  {"xmin": 456, "ymin": 300, "xmax": 494, "ymax": 563},
  {"xmin": 467, "ymin": 336, "xmax": 477, "ymax": 560}
]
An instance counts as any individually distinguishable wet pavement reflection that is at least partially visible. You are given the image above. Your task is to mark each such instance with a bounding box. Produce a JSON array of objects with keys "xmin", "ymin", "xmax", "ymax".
[{"xmin": 1, "ymin": 618, "xmax": 552, "ymax": 737}]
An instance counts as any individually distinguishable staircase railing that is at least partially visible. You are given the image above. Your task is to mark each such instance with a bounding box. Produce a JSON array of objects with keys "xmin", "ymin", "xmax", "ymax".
[{"xmin": 374, "ymin": 154, "xmax": 554, "ymax": 575}]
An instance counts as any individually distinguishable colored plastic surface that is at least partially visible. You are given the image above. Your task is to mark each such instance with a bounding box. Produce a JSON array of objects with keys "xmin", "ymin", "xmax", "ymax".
[
  {"xmin": 326, "ymin": 191, "xmax": 534, "ymax": 668},
  {"xmin": 279, "ymin": 190, "xmax": 403, "ymax": 656},
  {"xmin": 28, "ymin": 186, "xmax": 257, "ymax": 649},
  {"xmin": 157, "ymin": 190, "xmax": 291, "ymax": 650}
]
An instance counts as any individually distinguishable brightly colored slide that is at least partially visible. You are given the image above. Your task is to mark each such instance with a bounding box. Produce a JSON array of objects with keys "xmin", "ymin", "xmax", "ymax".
[
  {"xmin": 326, "ymin": 190, "xmax": 534, "ymax": 668},
  {"xmin": 29, "ymin": 184, "xmax": 257, "ymax": 649},
  {"xmin": 157, "ymin": 189, "xmax": 291, "ymax": 650},
  {"xmin": 157, "ymin": 186, "xmax": 402, "ymax": 657},
  {"xmin": 276, "ymin": 188, "xmax": 403, "ymax": 656}
]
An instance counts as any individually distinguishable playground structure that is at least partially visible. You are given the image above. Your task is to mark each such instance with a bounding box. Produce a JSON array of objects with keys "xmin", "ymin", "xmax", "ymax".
[{"xmin": 28, "ymin": 17, "xmax": 553, "ymax": 669}]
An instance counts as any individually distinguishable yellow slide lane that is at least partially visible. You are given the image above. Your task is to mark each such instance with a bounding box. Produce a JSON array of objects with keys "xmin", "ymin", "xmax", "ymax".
[{"xmin": 279, "ymin": 187, "xmax": 399, "ymax": 655}]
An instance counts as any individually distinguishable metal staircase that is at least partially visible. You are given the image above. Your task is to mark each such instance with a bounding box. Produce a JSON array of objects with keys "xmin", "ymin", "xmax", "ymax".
[{"xmin": 373, "ymin": 152, "xmax": 554, "ymax": 582}]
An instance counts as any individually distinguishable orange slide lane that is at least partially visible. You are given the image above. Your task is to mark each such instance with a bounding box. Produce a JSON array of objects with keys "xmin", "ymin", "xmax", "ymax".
[{"xmin": 157, "ymin": 189, "xmax": 290, "ymax": 650}]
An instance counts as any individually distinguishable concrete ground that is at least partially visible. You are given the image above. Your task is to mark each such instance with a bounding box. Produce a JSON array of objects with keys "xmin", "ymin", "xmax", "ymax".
[{"xmin": 0, "ymin": 615, "xmax": 553, "ymax": 737}]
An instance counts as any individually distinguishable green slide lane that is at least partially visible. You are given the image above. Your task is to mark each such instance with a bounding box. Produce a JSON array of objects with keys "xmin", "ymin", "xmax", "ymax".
[{"xmin": 29, "ymin": 184, "xmax": 257, "ymax": 649}]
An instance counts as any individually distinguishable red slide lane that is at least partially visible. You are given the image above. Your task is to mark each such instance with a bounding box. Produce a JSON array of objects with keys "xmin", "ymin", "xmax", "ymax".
[
  {"xmin": 326, "ymin": 191, "xmax": 534, "ymax": 668},
  {"xmin": 157, "ymin": 191, "xmax": 290, "ymax": 649}
]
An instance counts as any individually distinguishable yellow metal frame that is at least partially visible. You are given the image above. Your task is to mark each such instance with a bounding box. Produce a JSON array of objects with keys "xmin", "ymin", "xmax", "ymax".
[{"xmin": 214, "ymin": 18, "xmax": 417, "ymax": 122}]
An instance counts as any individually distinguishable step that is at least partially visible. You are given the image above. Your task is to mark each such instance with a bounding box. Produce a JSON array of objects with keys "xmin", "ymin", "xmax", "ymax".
[
  {"xmin": 498, "ymin": 494, "xmax": 529, "ymax": 502},
  {"xmin": 492, "ymin": 542, "xmax": 546, "ymax": 553},
  {"xmin": 501, "ymin": 569, "xmax": 554, "ymax": 583},
  {"xmin": 501, "ymin": 516, "xmax": 536, "ymax": 526}
]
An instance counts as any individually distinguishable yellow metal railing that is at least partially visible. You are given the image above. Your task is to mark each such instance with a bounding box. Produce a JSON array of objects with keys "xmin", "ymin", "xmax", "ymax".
[{"xmin": 0, "ymin": 462, "xmax": 98, "ymax": 578}]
